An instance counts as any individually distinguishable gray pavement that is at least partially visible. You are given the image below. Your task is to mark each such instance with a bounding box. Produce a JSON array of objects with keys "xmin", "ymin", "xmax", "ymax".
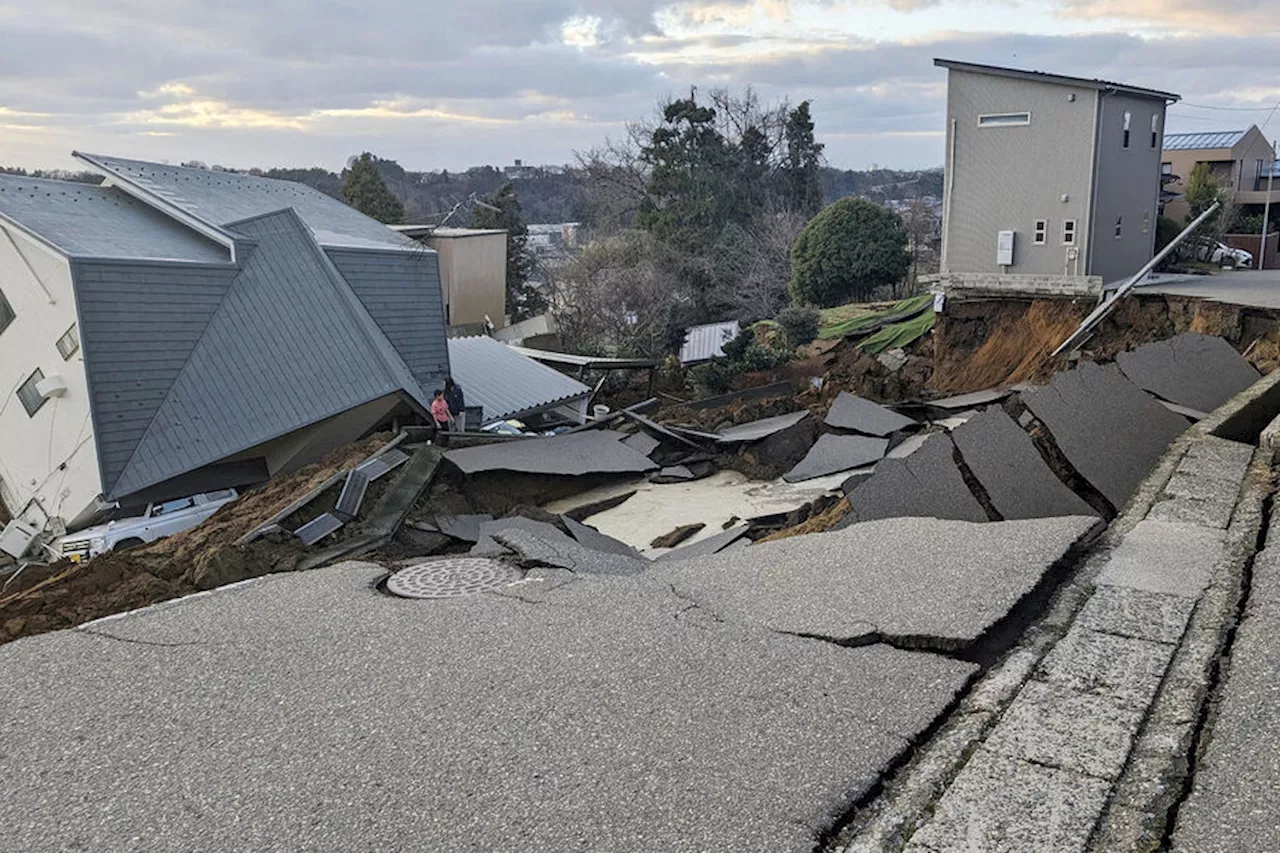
[
  {"xmin": 657, "ymin": 516, "xmax": 1098, "ymax": 649},
  {"xmin": 1170, "ymin": 527, "xmax": 1280, "ymax": 852},
  {"xmin": 1138, "ymin": 269, "xmax": 1280, "ymax": 310},
  {"xmin": 0, "ymin": 556, "xmax": 977, "ymax": 853}
]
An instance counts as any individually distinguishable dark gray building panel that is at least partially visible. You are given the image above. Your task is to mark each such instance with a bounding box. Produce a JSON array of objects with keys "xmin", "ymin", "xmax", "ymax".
[
  {"xmin": 72, "ymin": 259, "xmax": 237, "ymax": 494},
  {"xmin": 326, "ymin": 247, "xmax": 450, "ymax": 391},
  {"xmin": 1089, "ymin": 91, "xmax": 1166, "ymax": 282},
  {"xmin": 108, "ymin": 210, "xmax": 413, "ymax": 498}
]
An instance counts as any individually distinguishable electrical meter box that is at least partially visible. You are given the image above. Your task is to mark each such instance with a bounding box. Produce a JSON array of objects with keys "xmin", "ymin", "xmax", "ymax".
[{"xmin": 996, "ymin": 230, "xmax": 1015, "ymax": 266}]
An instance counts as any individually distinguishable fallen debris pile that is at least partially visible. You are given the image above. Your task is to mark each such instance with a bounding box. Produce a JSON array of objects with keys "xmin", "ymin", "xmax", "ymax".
[{"xmin": 0, "ymin": 434, "xmax": 395, "ymax": 644}]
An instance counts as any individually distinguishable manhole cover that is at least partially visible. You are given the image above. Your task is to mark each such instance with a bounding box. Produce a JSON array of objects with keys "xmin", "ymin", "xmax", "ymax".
[{"xmin": 385, "ymin": 558, "xmax": 521, "ymax": 600}]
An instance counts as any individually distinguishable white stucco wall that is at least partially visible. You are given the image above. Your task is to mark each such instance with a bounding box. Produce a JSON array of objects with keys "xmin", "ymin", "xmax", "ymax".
[{"xmin": 0, "ymin": 223, "xmax": 102, "ymax": 531}]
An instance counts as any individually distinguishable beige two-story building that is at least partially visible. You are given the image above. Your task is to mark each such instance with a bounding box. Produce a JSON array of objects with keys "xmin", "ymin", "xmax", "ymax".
[{"xmin": 1161, "ymin": 127, "xmax": 1278, "ymax": 223}]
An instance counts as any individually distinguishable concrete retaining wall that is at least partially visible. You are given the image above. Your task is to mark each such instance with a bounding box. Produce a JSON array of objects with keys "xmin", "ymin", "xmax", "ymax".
[{"xmin": 937, "ymin": 272, "xmax": 1103, "ymax": 299}]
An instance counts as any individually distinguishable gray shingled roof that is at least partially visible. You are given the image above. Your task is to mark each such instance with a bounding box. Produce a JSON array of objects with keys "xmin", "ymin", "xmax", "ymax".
[
  {"xmin": 105, "ymin": 208, "xmax": 428, "ymax": 499},
  {"xmin": 1162, "ymin": 130, "xmax": 1248, "ymax": 151},
  {"xmin": 0, "ymin": 174, "xmax": 229, "ymax": 262},
  {"xmin": 74, "ymin": 153, "xmax": 419, "ymax": 251},
  {"xmin": 446, "ymin": 336, "xmax": 589, "ymax": 424}
]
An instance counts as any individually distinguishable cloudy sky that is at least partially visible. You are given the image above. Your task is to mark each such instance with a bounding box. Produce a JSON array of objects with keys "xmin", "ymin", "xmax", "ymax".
[{"xmin": 1, "ymin": 0, "xmax": 1277, "ymax": 174}]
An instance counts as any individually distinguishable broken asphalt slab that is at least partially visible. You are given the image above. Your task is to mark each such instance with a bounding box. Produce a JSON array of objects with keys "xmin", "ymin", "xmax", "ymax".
[
  {"xmin": 655, "ymin": 515, "xmax": 1099, "ymax": 652},
  {"xmin": 432, "ymin": 513, "xmax": 494, "ymax": 543},
  {"xmin": 784, "ymin": 433, "xmax": 889, "ymax": 483},
  {"xmin": 840, "ymin": 433, "xmax": 988, "ymax": 525},
  {"xmin": 951, "ymin": 408, "xmax": 1097, "ymax": 521},
  {"xmin": 1115, "ymin": 332, "xmax": 1260, "ymax": 414},
  {"xmin": 824, "ymin": 391, "xmax": 917, "ymax": 436},
  {"xmin": 0, "ymin": 563, "xmax": 975, "ymax": 853},
  {"xmin": 471, "ymin": 517, "xmax": 575, "ymax": 556},
  {"xmin": 561, "ymin": 516, "xmax": 643, "ymax": 559},
  {"xmin": 444, "ymin": 431, "xmax": 657, "ymax": 477},
  {"xmin": 493, "ymin": 527, "xmax": 648, "ymax": 576},
  {"xmin": 620, "ymin": 431, "xmax": 661, "ymax": 457},
  {"xmin": 713, "ymin": 410, "xmax": 811, "ymax": 443},
  {"xmin": 1020, "ymin": 361, "xmax": 1188, "ymax": 511},
  {"xmin": 654, "ymin": 525, "xmax": 750, "ymax": 562}
]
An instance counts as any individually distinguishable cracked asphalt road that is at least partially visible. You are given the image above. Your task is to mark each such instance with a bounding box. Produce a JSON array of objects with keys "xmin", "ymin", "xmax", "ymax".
[
  {"xmin": 1, "ymin": 561, "xmax": 974, "ymax": 853},
  {"xmin": 0, "ymin": 517, "xmax": 1098, "ymax": 852}
]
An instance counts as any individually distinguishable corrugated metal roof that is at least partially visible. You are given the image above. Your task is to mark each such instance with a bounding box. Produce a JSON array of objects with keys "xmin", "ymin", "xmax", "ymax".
[
  {"xmin": 1163, "ymin": 130, "xmax": 1247, "ymax": 151},
  {"xmin": 506, "ymin": 345, "xmax": 659, "ymax": 370},
  {"xmin": 447, "ymin": 336, "xmax": 589, "ymax": 423},
  {"xmin": 680, "ymin": 320, "xmax": 741, "ymax": 364},
  {"xmin": 75, "ymin": 153, "xmax": 420, "ymax": 252},
  {"xmin": 107, "ymin": 208, "xmax": 427, "ymax": 499},
  {"xmin": 0, "ymin": 174, "xmax": 229, "ymax": 262}
]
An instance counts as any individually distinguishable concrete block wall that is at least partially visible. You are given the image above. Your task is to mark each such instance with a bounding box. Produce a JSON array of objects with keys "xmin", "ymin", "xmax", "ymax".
[{"xmin": 938, "ymin": 272, "xmax": 1103, "ymax": 299}]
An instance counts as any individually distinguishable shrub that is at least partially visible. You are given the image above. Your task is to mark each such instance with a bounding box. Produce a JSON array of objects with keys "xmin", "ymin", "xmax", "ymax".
[
  {"xmin": 690, "ymin": 360, "xmax": 733, "ymax": 396},
  {"xmin": 774, "ymin": 306, "xmax": 820, "ymax": 348},
  {"xmin": 790, "ymin": 197, "xmax": 910, "ymax": 307}
]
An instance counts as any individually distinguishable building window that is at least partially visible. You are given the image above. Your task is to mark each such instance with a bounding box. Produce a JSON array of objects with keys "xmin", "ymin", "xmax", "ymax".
[
  {"xmin": 1033, "ymin": 220, "xmax": 1047, "ymax": 245},
  {"xmin": 1123, "ymin": 111, "xmax": 1132, "ymax": 148},
  {"xmin": 978, "ymin": 112, "xmax": 1031, "ymax": 127},
  {"xmin": 1063, "ymin": 220, "xmax": 1077, "ymax": 245},
  {"xmin": 1150, "ymin": 114, "xmax": 1159, "ymax": 148},
  {"xmin": 0, "ymin": 287, "xmax": 13, "ymax": 336},
  {"xmin": 1142, "ymin": 211, "xmax": 1151, "ymax": 234},
  {"xmin": 1115, "ymin": 216, "xmax": 1124, "ymax": 239},
  {"xmin": 1162, "ymin": 162, "xmax": 1173, "ymax": 175},
  {"xmin": 16, "ymin": 369, "xmax": 46, "ymax": 417},
  {"xmin": 56, "ymin": 324, "xmax": 79, "ymax": 360}
]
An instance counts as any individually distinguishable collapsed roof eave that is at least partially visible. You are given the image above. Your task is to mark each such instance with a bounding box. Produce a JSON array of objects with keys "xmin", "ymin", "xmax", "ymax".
[{"xmin": 72, "ymin": 150, "xmax": 240, "ymax": 262}]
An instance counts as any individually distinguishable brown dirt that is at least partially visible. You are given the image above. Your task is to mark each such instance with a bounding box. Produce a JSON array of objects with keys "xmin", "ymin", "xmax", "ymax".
[
  {"xmin": 927, "ymin": 294, "xmax": 1280, "ymax": 395},
  {"xmin": 758, "ymin": 498, "xmax": 851, "ymax": 543},
  {"xmin": 821, "ymin": 334, "xmax": 935, "ymax": 402},
  {"xmin": 930, "ymin": 298, "xmax": 1091, "ymax": 394},
  {"xmin": 0, "ymin": 433, "xmax": 395, "ymax": 645}
]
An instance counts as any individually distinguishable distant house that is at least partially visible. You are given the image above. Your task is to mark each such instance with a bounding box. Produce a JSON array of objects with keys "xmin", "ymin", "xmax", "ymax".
[
  {"xmin": 936, "ymin": 59, "xmax": 1179, "ymax": 285},
  {"xmin": 395, "ymin": 226, "xmax": 508, "ymax": 330},
  {"xmin": 0, "ymin": 154, "xmax": 449, "ymax": 532},
  {"xmin": 1161, "ymin": 127, "xmax": 1278, "ymax": 223}
]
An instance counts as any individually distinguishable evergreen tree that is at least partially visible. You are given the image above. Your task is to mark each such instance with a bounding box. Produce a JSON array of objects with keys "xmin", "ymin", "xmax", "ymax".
[
  {"xmin": 636, "ymin": 93, "xmax": 745, "ymax": 253},
  {"xmin": 342, "ymin": 152, "xmax": 404, "ymax": 224},
  {"xmin": 473, "ymin": 183, "xmax": 544, "ymax": 321},
  {"xmin": 781, "ymin": 101, "xmax": 824, "ymax": 215}
]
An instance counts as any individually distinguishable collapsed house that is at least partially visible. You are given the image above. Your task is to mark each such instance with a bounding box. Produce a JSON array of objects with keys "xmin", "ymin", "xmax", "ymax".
[{"xmin": 0, "ymin": 155, "xmax": 450, "ymax": 534}]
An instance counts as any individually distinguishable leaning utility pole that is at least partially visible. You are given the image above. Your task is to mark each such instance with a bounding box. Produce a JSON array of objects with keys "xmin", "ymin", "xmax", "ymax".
[{"xmin": 1260, "ymin": 142, "xmax": 1275, "ymax": 270}]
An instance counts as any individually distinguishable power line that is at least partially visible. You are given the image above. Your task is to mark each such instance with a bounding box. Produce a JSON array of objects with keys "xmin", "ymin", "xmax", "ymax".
[{"xmin": 1173, "ymin": 102, "xmax": 1279, "ymax": 112}]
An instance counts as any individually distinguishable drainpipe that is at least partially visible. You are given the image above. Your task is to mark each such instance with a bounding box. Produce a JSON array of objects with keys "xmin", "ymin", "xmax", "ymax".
[{"xmin": 941, "ymin": 119, "xmax": 956, "ymax": 272}]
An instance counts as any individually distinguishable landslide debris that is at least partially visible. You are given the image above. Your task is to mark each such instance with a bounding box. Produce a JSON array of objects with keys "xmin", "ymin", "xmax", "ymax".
[{"xmin": 0, "ymin": 435, "xmax": 392, "ymax": 644}]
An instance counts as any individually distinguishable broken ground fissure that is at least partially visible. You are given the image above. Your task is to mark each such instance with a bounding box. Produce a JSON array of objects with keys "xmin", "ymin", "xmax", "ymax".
[{"xmin": 1155, "ymin": 488, "xmax": 1273, "ymax": 850}]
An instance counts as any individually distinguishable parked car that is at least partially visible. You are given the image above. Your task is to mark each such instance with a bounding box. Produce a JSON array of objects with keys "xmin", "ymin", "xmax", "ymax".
[
  {"xmin": 54, "ymin": 489, "xmax": 239, "ymax": 562},
  {"xmin": 1184, "ymin": 238, "xmax": 1253, "ymax": 268}
]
